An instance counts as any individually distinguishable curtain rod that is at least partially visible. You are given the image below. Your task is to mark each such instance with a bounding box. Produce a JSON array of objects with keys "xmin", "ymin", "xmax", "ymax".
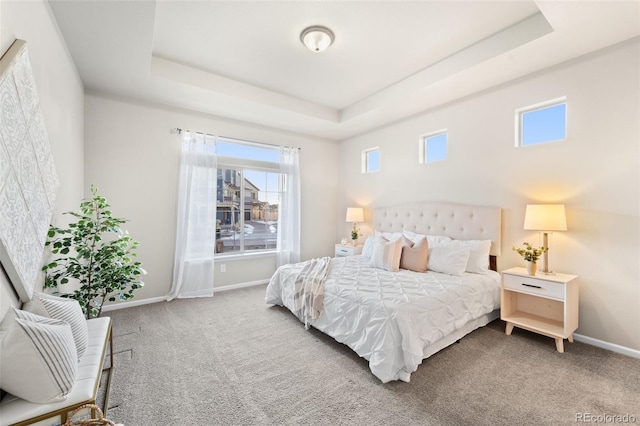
[{"xmin": 170, "ymin": 128, "xmax": 301, "ymax": 150}]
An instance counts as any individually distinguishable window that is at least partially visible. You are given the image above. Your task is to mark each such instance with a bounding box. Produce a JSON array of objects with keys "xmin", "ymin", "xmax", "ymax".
[
  {"xmin": 419, "ymin": 130, "xmax": 447, "ymax": 163},
  {"xmin": 516, "ymin": 97, "xmax": 566, "ymax": 147},
  {"xmin": 362, "ymin": 148, "xmax": 380, "ymax": 173},
  {"xmin": 216, "ymin": 138, "xmax": 281, "ymax": 256}
]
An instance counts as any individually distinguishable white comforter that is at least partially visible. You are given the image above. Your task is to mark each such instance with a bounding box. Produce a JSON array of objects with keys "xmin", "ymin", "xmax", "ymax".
[{"xmin": 265, "ymin": 255, "xmax": 501, "ymax": 383}]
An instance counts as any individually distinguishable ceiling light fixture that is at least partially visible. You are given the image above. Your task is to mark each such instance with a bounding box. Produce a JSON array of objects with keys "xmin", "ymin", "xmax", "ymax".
[{"xmin": 300, "ymin": 26, "xmax": 334, "ymax": 53}]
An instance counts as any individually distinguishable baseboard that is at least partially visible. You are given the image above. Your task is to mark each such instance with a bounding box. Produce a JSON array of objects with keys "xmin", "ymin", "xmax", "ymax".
[
  {"xmin": 213, "ymin": 279, "xmax": 269, "ymax": 293},
  {"xmin": 101, "ymin": 296, "xmax": 167, "ymax": 312},
  {"xmin": 99, "ymin": 280, "xmax": 269, "ymax": 312},
  {"xmin": 573, "ymin": 333, "xmax": 640, "ymax": 359}
]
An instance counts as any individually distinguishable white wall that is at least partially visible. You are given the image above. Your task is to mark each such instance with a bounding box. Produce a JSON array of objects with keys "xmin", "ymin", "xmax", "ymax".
[
  {"xmin": 337, "ymin": 38, "xmax": 640, "ymax": 351},
  {"xmin": 2, "ymin": 0, "xmax": 636, "ymax": 354},
  {"xmin": 0, "ymin": 0, "xmax": 84, "ymax": 317},
  {"xmin": 83, "ymin": 94, "xmax": 338, "ymax": 301}
]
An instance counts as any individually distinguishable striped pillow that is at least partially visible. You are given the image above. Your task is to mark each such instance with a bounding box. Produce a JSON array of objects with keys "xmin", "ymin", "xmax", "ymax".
[
  {"xmin": 0, "ymin": 309, "xmax": 78, "ymax": 403},
  {"xmin": 369, "ymin": 236, "xmax": 403, "ymax": 272},
  {"xmin": 24, "ymin": 292, "xmax": 89, "ymax": 359}
]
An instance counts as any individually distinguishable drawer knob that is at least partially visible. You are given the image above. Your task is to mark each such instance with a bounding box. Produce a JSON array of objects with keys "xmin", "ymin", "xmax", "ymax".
[{"xmin": 522, "ymin": 283, "xmax": 542, "ymax": 289}]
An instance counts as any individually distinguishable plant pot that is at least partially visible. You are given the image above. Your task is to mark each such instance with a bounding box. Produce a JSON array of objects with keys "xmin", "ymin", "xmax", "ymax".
[{"xmin": 526, "ymin": 261, "xmax": 537, "ymax": 276}]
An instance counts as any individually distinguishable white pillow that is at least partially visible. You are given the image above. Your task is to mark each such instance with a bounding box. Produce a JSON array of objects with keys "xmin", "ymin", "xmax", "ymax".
[
  {"xmin": 430, "ymin": 239, "xmax": 491, "ymax": 274},
  {"xmin": 361, "ymin": 236, "xmax": 376, "ymax": 259},
  {"xmin": 0, "ymin": 309, "xmax": 78, "ymax": 403},
  {"xmin": 428, "ymin": 241, "xmax": 471, "ymax": 276},
  {"xmin": 455, "ymin": 239, "xmax": 492, "ymax": 274},
  {"xmin": 369, "ymin": 237, "xmax": 403, "ymax": 272},
  {"xmin": 375, "ymin": 230, "xmax": 404, "ymax": 241},
  {"xmin": 24, "ymin": 292, "xmax": 89, "ymax": 359},
  {"xmin": 403, "ymin": 230, "xmax": 451, "ymax": 246}
]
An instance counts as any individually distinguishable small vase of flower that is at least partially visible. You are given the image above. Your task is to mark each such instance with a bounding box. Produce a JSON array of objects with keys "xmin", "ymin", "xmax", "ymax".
[
  {"xmin": 512, "ymin": 242, "xmax": 548, "ymax": 276},
  {"xmin": 351, "ymin": 227, "xmax": 361, "ymax": 246}
]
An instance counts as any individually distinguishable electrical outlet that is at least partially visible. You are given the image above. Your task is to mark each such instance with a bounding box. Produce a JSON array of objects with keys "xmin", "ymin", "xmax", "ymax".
[{"xmin": 220, "ymin": 264, "xmax": 226, "ymax": 273}]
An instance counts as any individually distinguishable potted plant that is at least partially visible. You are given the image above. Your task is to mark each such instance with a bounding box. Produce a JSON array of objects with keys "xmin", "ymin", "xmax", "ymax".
[
  {"xmin": 512, "ymin": 242, "xmax": 548, "ymax": 276},
  {"xmin": 42, "ymin": 185, "xmax": 146, "ymax": 318}
]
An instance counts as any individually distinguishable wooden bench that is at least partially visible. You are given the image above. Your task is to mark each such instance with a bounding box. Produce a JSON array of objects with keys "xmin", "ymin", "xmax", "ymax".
[{"xmin": 0, "ymin": 317, "xmax": 113, "ymax": 426}]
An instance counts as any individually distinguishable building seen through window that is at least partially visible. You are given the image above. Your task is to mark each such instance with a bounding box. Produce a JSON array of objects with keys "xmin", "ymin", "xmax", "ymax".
[{"xmin": 215, "ymin": 139, "xmax": 281, "ymax": 255}]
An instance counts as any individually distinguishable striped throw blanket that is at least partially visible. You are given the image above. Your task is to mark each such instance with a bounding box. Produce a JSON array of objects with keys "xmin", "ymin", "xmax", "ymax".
[{"xmin": 291, "ymin": 257, "xmax": 332, "ymax": 329}]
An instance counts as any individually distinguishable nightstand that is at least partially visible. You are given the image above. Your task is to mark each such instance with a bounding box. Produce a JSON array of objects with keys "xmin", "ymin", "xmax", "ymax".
[
  {"xmin": 501, "ymin": 267, "xmax": 579, "ymax": 353},
  {"xmin": 335, "ymin": 244, "xmax": 363, "ymax": 257}
]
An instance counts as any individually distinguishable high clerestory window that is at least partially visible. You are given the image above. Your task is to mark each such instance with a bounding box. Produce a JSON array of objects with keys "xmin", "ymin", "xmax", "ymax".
[
  {"xmin": 362, "ymin": 147, "xmax": 380, "ymax": 173},
  {"xmin": 516, "ymin": 97, "xmax": 567, "ymax": 147},
  {"xmin": 419, "ymin": 130, "xmax": 448, "ymax": 163}
]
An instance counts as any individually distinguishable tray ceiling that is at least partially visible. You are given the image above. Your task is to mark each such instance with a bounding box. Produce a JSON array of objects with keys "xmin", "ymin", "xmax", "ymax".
[{"xmin": 49, "ymin": 0, "xmax": 640, "ymax": 140}]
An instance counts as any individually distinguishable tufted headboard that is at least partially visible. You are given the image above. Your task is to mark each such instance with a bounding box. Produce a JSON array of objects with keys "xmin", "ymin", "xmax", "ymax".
[{"xmin": 372, "ymin": 201, "xmax": 502, "ymax": 258}]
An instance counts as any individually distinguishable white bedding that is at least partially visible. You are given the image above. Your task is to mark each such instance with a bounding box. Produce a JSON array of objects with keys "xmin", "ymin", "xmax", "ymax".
[{"xmin": 266, "ymin": 255, "xmax": 501, "ymax": 383}]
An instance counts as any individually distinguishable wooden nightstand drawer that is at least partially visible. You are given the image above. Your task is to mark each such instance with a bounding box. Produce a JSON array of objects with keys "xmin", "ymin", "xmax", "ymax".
[
  {"xmin": 503, "ymin": 273, "xmax": 564, "ymax": 300},
  {"xmin": 501, "ymin": 267, "xmax": 578, "ymax": 353}
]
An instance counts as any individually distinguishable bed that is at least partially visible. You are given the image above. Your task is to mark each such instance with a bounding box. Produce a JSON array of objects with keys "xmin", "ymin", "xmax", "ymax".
[{"xmin": 265, "ymin": 201, "xmax": 502, "ymax": 383}]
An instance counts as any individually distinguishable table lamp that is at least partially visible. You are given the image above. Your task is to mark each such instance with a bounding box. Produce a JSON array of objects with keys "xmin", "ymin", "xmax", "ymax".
[
  {"xmin": 523, "ymin": 204, "xmax": 567, "ymax": 275},
  {"xmin": 346, "ymin": 207, "xmax": 364, "ymax": 246}
]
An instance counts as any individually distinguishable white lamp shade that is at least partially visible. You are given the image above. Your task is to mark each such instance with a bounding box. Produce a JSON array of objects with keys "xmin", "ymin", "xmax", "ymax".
[
  {"xmin": 523, "ymin": 204, "xmax": 567, "ymax": 231},
  {"xmin": 346, "ymin": 207, "xmax": 364, "ymax": 223}
]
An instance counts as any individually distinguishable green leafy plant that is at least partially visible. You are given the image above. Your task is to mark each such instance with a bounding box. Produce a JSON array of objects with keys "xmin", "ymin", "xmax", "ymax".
[
  {"xmin": 42, "ymin": 185, "xmax": 145, "ymax": 319},
  {"xmin": 512, "ymin": 242, "xmax": 548, "ymax": 263}
]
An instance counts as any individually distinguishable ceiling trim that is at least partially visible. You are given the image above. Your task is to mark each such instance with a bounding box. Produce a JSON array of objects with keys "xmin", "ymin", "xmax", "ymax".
[
  {"xmin": 151, "ymin": 56, "xmax": 339, "ymax": 123},
  {"xmin": 340, "ymin": 12, "xmax": 553, "ymax": 122},
  {"xmin": 150, "ymin": 11, "xmax": 553, "ymax": 127}
]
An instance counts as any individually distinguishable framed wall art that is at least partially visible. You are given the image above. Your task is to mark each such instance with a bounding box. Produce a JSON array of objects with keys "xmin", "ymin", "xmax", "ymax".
[{"xmin": 0, "ymin": 39, "xmax": 59, "ymax": 302}]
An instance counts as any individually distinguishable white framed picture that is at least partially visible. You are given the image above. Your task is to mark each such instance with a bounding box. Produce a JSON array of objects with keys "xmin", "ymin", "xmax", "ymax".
[{"xmin": 0, "ymin": 39, "xmax": 59, "ymax": 302}]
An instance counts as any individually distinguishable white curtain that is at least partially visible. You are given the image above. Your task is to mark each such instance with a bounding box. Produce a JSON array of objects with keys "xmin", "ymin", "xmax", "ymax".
[
  {"xmin": 167, "ymin": 132, "xmax": 217, "ymax": 300},
  {"xmin": 277, "ymin": 146, "xmax": 301, "ymax": 267}
]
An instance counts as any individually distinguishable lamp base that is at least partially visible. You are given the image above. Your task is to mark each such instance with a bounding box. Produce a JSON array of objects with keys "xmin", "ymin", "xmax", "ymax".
[{"xmin": 538, "ymin": 231, "xmax": 556, "ymax": 276}]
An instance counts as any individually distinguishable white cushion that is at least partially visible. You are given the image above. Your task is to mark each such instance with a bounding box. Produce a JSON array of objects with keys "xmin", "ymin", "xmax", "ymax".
[
  {"xmin": 403, "ymin": 230, "xmax": 452, "ymax": 246},
  {"xmin": 456, "ymin": 239, "xmax": 492, "ymax": 274},
  {"xmin": 23, "ymin": 292, "xmax": 89, "ymax": 359},
  {"xmin": 375, "ymin": 230, "xmax": 404, "ymax": 241},
  {"xmin": 428, "ymin": 239, "xmax": 491, "ymax": 274},
  {"xmin": 0, "ymin": 309, "xmax": 78, "ymax": 403},
  {"xmin": 0, "ymin": 317, "xmax": 111, "ymax": 425},
  {"xmin": 361, "ymin": 236, "xmax": 376, "ymax": 259},
  {"xmin": 369, "ymin": 236, "xmax": 403, "ymax": 272},
  {"xmin": 428, "ymin": 241, "xmax": 471, "ymax": 276}
]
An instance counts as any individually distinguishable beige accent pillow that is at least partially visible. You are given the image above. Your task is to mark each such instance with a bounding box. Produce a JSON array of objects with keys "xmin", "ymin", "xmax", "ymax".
[{"xmin": 400, "ymin": 237, "xmax": 429, "ymax": 272}]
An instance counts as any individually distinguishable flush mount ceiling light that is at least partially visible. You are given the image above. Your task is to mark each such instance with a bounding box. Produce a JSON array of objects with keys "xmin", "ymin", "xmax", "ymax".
[{"xmin": 300, "ymin": 26, "xmax": 334, "ymax": 53}]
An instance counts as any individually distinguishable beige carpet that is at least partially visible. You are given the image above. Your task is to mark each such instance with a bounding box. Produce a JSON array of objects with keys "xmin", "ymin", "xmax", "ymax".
[{"xmin": 103, "ymin": 284, "xmax": 640, "ymax": 425}]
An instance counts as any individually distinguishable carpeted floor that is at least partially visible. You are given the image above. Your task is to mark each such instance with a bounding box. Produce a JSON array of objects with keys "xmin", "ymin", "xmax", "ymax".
[{"xmin": 102, "ymin": 284, "xmax": 640, "ymax": 425}]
